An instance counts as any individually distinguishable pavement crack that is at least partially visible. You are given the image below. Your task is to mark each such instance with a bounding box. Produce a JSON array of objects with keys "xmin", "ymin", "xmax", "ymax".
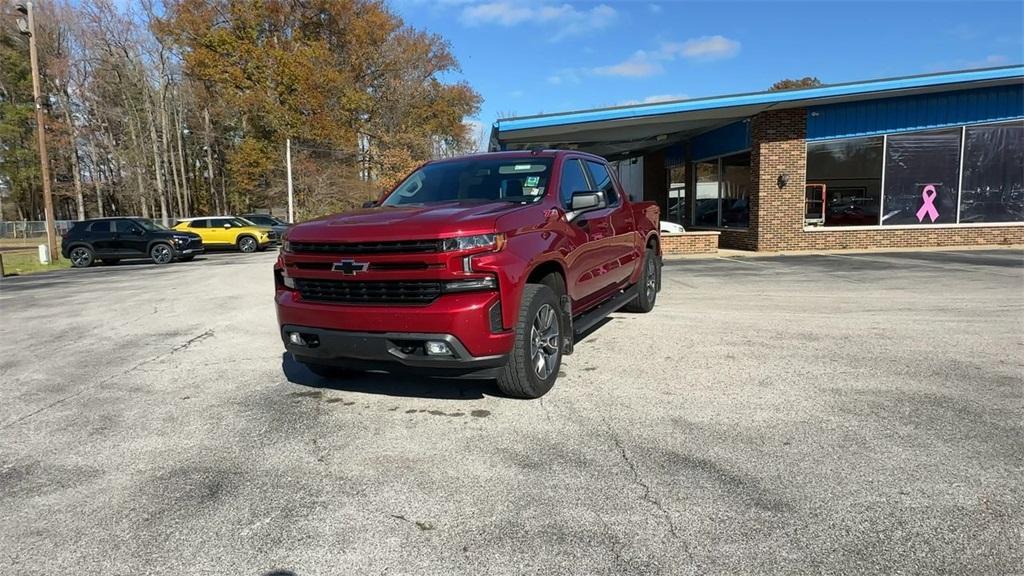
[
  {"xmin": 2, "ymin": 329, "xmax": 216, "ymax": 430},
  {"xmin": 170, "ymin": 329, "xmax": 215, "ymax": 354},
  {"xmin": 609, "ymin": 432, "xmax": 680, "ymax": 540}
]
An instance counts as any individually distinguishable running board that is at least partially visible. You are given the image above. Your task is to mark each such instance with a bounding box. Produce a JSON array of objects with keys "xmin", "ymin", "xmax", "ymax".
[{"xmin": 572, "ymin": 285, "xmax": 638, "ymax": 339}]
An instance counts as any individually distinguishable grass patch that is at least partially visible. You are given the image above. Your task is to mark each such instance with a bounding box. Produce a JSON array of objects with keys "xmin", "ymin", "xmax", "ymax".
[{"xmin": 0, "ymin": 250, "xmax": 71, "ymax": 276}]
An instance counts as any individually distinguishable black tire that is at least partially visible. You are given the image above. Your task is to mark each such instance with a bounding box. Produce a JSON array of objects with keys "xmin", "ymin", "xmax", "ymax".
[
  {"xmin": 179, "ymin": 255, "xmax": 195, "ymax": 262},
  {"xmin": 301, "ymin": 361, "xmax": 354, "ymax": 379},
  {"xmin": 69, "ymin": 246, "xmax": 94, "ymax": 268},
  {"xmin": 150, "ymin": 243, "xmax": 174, "ymax": 265},
  {"xmin": 624, "ymin": 248, "xmax": 660, "ymax": 313},
  {"xmin": 237, "ymin": 235, "xmax": 258, "ymax": 253},
  {"xmin": 100, "ymin": 258, "xmax": 120, "ymax": 266},
  {"xmin": 496, "ymin": 284, "xmax": 562, "ymax": 399}
]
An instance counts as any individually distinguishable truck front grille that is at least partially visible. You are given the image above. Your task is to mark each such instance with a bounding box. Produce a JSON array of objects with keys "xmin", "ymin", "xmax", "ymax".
[
  {"xmin": 295, "ymin": 279, "xmax": 442, "ymax": 305},
  {"xmin": 289, "ymin": 240, "xmax": 440, "ymax": 255}
]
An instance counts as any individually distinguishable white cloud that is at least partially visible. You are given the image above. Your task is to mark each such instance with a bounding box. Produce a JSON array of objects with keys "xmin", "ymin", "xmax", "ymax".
[
  {"xmin": 460, "ymin": 2, "xmax": 532, "ymax": 25},
  {"xmin": 460, "ymin": 2, "xmax": 616, "ymax": 40},
  {"xmin": 590, "ymin": 34, "xmax": 740, "ymax": 79},
  {"xmin": 659, "ymin": 35, "xmax": 741, "ymax": 61},
  {"xmin": 649, "ymin": 3, "xmax": 662, "ymax": 13},
  {"xmin": 592, "ymin": 51, "xmax": 663, "ymax": 78},
  {"xmin": 620, "ymin": 93, "xmax": 689, "ymax": 105}
]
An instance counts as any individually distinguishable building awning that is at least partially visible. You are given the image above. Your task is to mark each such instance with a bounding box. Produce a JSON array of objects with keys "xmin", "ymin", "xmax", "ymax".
[{"xmin": 491, "ymin": 66, "xmax": 1024, "ymax": 158}]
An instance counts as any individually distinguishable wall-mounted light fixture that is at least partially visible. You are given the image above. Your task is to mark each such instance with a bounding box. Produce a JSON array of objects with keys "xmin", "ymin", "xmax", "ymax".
[{"xmin": 777, "ymin": 173, "xmax": 789, "ymax": 189}]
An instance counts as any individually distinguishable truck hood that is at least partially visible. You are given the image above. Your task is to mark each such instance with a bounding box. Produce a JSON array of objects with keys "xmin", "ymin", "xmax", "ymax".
[{"xmin": 286, "ymin": 201, "xmax": 524, "ymax": 243}]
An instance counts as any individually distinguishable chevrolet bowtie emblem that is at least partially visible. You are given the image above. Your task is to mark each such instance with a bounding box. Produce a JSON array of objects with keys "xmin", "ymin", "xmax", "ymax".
[{"xmin": 332, "ymin": 259, "xmax": 370, "ymax": 275}]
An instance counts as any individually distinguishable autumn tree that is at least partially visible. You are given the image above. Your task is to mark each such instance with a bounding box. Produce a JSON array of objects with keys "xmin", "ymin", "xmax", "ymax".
[
  {"xmin": 770, "ymin": 77, "xmax": 824, "ymax": 91},
  {"xmin": 157, "ymin": 0, "xmax": 481, "ymax": 215},
  {"xmin": 0, "ymin": 0, "xmax": 481, "ymax": 224}
]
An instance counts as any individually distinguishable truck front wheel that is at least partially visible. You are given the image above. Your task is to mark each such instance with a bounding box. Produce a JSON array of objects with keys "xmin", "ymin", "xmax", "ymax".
[{"xmin": 496, "ymin": 284, "xmax": 562, "ymax": 399}]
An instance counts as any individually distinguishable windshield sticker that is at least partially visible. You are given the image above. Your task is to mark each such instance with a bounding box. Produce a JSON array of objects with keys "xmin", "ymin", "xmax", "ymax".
[{"xmin": 525, "ymin": 176, "xmax": 540, "ymax": 187}]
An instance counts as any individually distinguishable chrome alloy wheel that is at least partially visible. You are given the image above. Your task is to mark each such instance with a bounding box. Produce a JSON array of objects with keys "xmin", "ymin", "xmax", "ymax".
[
  {"xmin": 239, "ymin": 237, "xmax": 257, "ymax": 252},
  {"xmin": 530, "ymin": 303, "xmax": 561, "ymax": 380}
]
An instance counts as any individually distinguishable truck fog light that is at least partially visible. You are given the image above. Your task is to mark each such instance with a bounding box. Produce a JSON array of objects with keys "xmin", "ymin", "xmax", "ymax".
[
  {"xmin": 425, "ymin": 341, "xmax": 452, "ymax": 356},
  {"xmin": 288, "ymin": 332, "xmax": 306, "ymax": 346}
]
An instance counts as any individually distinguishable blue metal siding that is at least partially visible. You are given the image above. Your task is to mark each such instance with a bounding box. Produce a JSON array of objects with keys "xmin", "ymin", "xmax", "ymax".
[
  {"xmin": 691, "ymin": 120, "xmax": 751, "ymax": 159},
  {"xmin": 497, "ymin": 66, "xmax": 1023, "ymax": 134},
  {"xmin": 807, "ymin": 84, "xmax": 1024, "ymax": 140}
]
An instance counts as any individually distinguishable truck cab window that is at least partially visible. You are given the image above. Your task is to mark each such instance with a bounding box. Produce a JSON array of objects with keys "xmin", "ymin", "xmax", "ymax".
[
  {"xmin": 586, "ymin": 161, "xmax": 619, "ymax": 207},
  {"xmin": 559, "ymin": 159, "xmax": 590, "ymax": 209}
]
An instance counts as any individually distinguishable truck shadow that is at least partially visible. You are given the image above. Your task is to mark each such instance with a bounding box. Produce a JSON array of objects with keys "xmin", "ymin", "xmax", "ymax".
[{"xmin": 280, "ymin": 353, "xmax": 500, "ymax": 400}]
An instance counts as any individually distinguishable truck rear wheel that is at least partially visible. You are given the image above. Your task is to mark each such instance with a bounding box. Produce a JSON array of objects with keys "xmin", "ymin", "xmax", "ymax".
[
  {"xmin": 496, "ymin": 284, "xmax": 561, "ymax": 399},
  {"xmin": 624, "ymin": 249, "xmax": 660, "ymax": 313}
]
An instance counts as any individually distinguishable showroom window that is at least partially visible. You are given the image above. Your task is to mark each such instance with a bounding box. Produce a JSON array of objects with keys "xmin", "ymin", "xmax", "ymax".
[
  {"xmin": 665, "ymin": 164, "xmax": 686, "ymax": 225},
  {"xmin": 720, "ymin": 153, "xmax": 750, "ymax": 228},
  {"xmin": 882, "ymin": 128, "xmax": 961, "ymax": 225},
  {"xmin": 959, "ymin": 122, "xmax": 1024, "ymax": 223},
  {"xmin": 693, "ymin": 161, "xmax": 719, "ymax": 227},
  {"xmin": 692, "ymin": 152, "xmax": 750, "ymax": 228},
  {"xmin": 805, "ymin": 120, "xmax": 1023, "ymax": 227},
  {"xmin": 806, "ymin": 136, "xmax": 883, "ymax": 226}
]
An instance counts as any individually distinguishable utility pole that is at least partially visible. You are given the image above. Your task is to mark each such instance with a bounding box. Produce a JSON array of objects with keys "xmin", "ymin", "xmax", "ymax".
[
  {"xmin": 16, "ymin": 2, "xmax": 58, "ymax": 262},
  {"xmin": 286, "ymin": 138, "xmax": 294, "ymax": 223}
]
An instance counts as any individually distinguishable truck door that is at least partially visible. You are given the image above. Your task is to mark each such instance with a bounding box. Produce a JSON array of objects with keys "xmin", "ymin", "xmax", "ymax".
[
  {"xmin": 584, "ymin": 160, "xmax": 638, "ymax": 290},
  {"xmin": 559, "ymin": 157, "xmax": 607, "ymax": 309}
]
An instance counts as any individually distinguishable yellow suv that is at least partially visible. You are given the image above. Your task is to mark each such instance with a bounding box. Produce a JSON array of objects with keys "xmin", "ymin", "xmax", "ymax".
[{"xmin": 173, "ymin": 216, "xmax": 275, "ymax": 253}]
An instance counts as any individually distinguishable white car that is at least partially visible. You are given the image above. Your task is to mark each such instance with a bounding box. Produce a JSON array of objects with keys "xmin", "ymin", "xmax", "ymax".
[{"xmin": 660, "ymin": 221, "xmax": 685, "ymax": 234}]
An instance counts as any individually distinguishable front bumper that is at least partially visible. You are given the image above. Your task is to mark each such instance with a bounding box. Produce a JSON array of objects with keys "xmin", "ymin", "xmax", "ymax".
[
  {"xmin": 174, "ymin": 246, "xmax": 205, "ymax": 257},
  {"xmin": 275, "ymin": 289, "xmax": 514, "ymax": 358},
  {"xmin": 282, "ymin": 324, "xmax": 508, "ymax": 377}
]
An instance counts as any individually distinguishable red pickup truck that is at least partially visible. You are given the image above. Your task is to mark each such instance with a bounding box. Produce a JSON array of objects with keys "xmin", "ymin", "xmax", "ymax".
[{"xmin": 275, "ymin": 150, "xmax": 661, "ymax": 398}]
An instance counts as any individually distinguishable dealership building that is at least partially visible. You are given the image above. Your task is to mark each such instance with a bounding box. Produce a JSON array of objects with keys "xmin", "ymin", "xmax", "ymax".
[{"xmin": 490, "ymin": 66, "xmax": 1024, "ymax": 254}]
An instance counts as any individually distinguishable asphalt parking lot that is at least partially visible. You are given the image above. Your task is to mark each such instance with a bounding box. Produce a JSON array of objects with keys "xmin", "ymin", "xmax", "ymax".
[{"xmin": 1, "ymin": 248, "xmax": 1022, "ymax": 575}]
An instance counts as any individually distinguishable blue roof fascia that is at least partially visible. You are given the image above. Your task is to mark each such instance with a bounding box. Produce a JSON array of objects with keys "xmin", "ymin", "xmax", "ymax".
[{"xmin": 495, "ymin": 66, "xmax": 1024, "ymax": 135}]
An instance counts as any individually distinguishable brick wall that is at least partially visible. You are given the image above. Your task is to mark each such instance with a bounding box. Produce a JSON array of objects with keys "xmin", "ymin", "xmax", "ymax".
[
  {"xmin": 661, "ymin": 232, "xmax": 719, "ymax": 255},
  {"xmin": 750, "ymin": 108, "xmax": 807, "ymax": 251},
  {"xmin": 749, "ymin": 108, "xmax": 1024, "ymax": 251}
]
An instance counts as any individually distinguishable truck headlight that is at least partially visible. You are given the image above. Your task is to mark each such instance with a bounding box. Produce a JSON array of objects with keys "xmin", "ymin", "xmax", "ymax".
[
  {"xmin": 442, "ymin": 277, "xmax": 497, "ymax": 293},
  {"xmin": 282, "ymin": 240, "xmax": 291, "ymax": 252},
  {"xmin": 440, "ymin": 233, "xmax": 505, "ymax": 252}
]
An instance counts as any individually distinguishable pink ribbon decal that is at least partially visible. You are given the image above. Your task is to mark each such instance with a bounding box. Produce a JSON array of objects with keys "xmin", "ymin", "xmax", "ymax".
[{"xmin": 916, "ymin": 185, "xmax": 939, "ymax": 223}]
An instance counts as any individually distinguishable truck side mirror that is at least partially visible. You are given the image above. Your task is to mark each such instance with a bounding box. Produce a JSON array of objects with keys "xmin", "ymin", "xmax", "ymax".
[{"xmin": 570, "ymin": 191, "xmax": 604, "ymax": 212}]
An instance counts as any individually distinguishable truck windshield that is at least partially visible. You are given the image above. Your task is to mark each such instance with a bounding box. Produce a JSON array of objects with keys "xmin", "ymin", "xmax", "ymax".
[{"xmin": 381, "ymin": 158, "xmax": 553, "ymax": 206}]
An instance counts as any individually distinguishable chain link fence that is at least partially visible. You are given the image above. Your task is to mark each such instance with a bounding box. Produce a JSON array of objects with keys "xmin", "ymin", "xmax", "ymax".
[{"xmin": 1, "ymin": 220, "xmax": 75, "ymax": 240}]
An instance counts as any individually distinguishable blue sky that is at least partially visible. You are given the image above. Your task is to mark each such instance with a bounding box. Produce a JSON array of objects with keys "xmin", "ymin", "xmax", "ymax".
[{"xmin": 391, "ymin": 1, "xmax": 1024, "ymax": 143}]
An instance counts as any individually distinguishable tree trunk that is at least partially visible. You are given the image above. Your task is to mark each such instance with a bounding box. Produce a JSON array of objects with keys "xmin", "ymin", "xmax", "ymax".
[
  {"xmin": 204, "ymin": 107, "xmax": 218, "ymax": 213},
  {"xmin": 143, "ymin": 90, "xmax": 169, "ymax": 225},
  {"xmin": 88, "ymin": 138, "xmax": 104, "ymax": 218},
  {"xmin": 174, "ymin": 104, "xmax": 191, "ymax": 216},
  {"xmin": 60, "ymin": 88, "xmax": 86, "ymax": 220}
]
